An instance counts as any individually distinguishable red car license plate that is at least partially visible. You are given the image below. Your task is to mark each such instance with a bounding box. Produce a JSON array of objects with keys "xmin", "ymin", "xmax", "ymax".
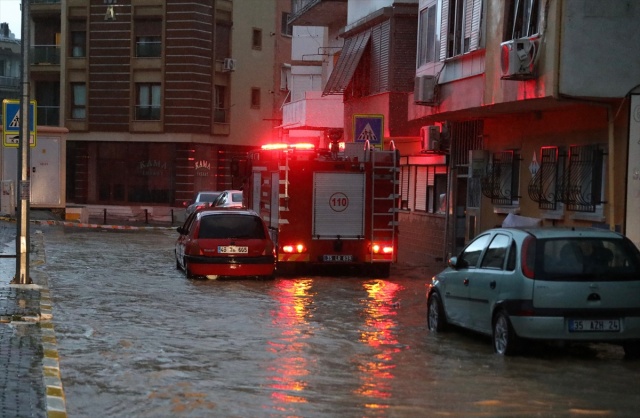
[{"xmin": 218, "ymin": 246, "xmax": 248, "ymax": 254}]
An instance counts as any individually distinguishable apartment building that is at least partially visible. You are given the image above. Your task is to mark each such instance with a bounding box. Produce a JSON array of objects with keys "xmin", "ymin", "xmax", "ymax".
[
  {"xmin": 11, "ymin": 0, "xmax": 290, "ymax": 212},
  {"xmin": 0, "ymin": 23, "xmax": 21, "ymax": 105},
  {"xmin": 287, "ymin": 0, "xmax": 640, "ymax": 265}
]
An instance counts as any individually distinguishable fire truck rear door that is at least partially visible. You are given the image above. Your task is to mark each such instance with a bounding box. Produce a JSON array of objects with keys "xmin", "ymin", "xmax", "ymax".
[{"xmin": 313, "ymin": 172, "xmax": 365, "ymax": 238}]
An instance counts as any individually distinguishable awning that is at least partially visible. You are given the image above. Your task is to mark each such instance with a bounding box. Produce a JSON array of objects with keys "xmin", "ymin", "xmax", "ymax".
[{"xmin": 322, "ymin": 31, "xmax": 371, "ymax": 96}]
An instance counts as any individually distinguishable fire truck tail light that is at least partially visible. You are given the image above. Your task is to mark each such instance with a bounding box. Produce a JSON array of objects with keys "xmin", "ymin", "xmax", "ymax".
[
  {"xmin": 371, "ymin": 243, "xmax": 394, "ymax": 254},
  {"xmin": 282, "ymin": 244, "xmax": 307, "ymax": 254}
]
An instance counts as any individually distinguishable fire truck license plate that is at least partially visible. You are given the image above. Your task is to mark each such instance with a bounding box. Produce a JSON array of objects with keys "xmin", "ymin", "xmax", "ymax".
[
  {"xmin": 323, "ymin": 255, "xmax": 353, "ymax": 262},
  {"xmin": 218, "ymin": 246, "xmax": 248, "ymax": 254}
]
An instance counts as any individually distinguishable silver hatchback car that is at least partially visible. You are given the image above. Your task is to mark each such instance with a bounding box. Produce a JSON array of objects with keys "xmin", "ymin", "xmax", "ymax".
[{"xmin": 426, "ymin": 227, "xmax": 640, "ymax": 357}]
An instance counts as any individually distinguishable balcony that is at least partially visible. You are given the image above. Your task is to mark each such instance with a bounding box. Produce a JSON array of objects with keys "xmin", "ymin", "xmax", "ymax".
[
  {"xmin": 37, "ymin": 105, "xmax": 59, "ymax": 126},
  {"xmin": 31, "ymin": 45, "xmax": 61, "ymax": 65},
  {"xmin": 281, "ymin": 91, "xmax": 343, "ymax": 130},
  {"xmin": 289, "ymin": 0, "xmax": 347, "ymax": 27}
]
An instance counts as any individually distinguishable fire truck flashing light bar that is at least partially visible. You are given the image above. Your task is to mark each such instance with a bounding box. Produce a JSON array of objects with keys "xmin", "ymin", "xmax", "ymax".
[{"xmin": 261, "ymin": 143, "xmax": 316, "ymax": 151}]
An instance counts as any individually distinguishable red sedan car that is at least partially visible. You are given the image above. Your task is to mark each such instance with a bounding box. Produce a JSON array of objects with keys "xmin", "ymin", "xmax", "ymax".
[{"xmin": 175, "ymin": 208, "xmax": 276, "ymax": 279}]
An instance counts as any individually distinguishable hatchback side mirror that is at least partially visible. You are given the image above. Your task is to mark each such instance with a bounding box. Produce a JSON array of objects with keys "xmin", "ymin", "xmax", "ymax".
[{"xmin": 177, "ymin": 226, "xmax": 184, "ymax": 234}]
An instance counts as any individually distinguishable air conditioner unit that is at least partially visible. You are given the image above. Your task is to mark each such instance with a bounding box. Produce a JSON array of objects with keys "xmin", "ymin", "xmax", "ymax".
[
  {"xmin": 420, "ymin": 125, "xmax": 440, "ymax": 151},
  {"xmin": 414, "ymin": 75, "xmax": 438, "ymax": 105},
  {"xmin": 223, "ymin": 58, "xmax": 236, "ymax": 72},
  {"xmin": 500, "ymin": 37, "xmax": 539, "ymax": 80}
]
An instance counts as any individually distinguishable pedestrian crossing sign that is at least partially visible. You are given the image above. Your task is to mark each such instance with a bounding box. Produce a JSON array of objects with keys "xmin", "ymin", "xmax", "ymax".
[
  {"xmin": 2, "ymin": 99, "xmax": 37, "ymax": 148},
  {"xmin": 353, "ymin": 114, "xmax": 383, "ymax": 147}
]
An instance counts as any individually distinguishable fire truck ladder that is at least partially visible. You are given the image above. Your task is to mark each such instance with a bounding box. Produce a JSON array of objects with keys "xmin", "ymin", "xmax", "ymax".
[{"xmin": 368, "ymin": 143, "xmax": 399, "ymax": 262}]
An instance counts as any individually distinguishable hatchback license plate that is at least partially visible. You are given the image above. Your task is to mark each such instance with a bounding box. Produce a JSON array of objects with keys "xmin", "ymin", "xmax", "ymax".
[
  {"xmin": 569, "ymin": 319, "xmax": 620, "ymax": 332},
  {"xmin": 218, "ymin": 246, "xmax": 248, "ymax": 254},
  {"xmin": 323, "ymin": 255, "xmax": 353, "ymax": 262}
]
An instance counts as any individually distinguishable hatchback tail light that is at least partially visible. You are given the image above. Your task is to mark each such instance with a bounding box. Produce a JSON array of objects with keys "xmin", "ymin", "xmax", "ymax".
[{"xmin": 521, "ymin": 235, "xmax": 536, "ymax": 279}]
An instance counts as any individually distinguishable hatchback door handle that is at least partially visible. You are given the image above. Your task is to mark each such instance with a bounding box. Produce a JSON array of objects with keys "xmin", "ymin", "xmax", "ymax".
[
  {"xmin": 463, "ymin": 278, "xmax": 469, "ymax": 286},
  {"xmin": 490, "ymin": 281, "xmax": 496, "ymax": 289}
]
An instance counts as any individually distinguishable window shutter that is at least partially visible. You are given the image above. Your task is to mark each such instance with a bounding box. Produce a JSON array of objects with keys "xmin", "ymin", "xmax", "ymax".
[
  {"xmin": 469, "ymin": 0, "xmax": 483, "ymax": 50},
  {"xmin": 439, "ymin": 0, "xmax": 449, "ymax": 61},
  {"xmin": 416, "ymin": 166, "xmax": 428, "ymax": 211}
]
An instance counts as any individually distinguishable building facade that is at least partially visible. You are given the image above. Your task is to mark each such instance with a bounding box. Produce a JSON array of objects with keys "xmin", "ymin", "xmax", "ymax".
[
  {"xmin": 17, "ymin": 0, "xmax": 290, "ymax": 210},
  {"xmin": 288, "ymin": 0, "xmax": 640, "ymax": 265}
]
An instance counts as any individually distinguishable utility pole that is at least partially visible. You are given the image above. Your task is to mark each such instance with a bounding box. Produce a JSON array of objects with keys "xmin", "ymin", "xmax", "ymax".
[{"xmin": 15, "ymin": 0, "xmax": 31, "ymax": 284}]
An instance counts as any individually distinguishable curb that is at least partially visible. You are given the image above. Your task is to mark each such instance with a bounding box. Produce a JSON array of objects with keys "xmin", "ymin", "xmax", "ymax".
[{"xmin": 32, "ymin": 219, "xmax": 176, "ymax": 230}]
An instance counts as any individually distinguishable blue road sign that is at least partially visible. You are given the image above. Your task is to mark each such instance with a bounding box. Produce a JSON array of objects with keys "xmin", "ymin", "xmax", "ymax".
[
  {"xmin": 3, "ymin": 99, "xmax": 37, "ymax": 147},
  {"xmin": 353, "ymin": 114, "xmax": 383, "ymax": 145}
]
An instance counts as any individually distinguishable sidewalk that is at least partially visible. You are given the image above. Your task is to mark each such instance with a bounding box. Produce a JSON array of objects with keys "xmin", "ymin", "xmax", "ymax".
[{"xmin": 0, "ymin": 213, "xmax": 68, "ymax": 418}]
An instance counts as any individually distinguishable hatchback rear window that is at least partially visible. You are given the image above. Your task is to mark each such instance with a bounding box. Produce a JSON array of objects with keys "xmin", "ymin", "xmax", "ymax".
[
  {"xmin": 537, "ymin": 237, "xmax": 640, "ymax": 281},
  {"xmin": 198, "ymin": 214, "xmax": 266, "ymax": 239}
]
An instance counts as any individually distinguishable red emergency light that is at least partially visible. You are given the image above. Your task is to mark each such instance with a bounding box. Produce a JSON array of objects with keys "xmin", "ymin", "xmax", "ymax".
[{"xmin": 261, "ymin": 143, "xmax": 316, "ymax": 151}]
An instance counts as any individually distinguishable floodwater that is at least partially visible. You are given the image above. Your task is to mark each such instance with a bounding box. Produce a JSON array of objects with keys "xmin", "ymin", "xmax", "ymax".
[{"xmin": 36, "ymin": 226, "xmax": 640, "ymax": 417}]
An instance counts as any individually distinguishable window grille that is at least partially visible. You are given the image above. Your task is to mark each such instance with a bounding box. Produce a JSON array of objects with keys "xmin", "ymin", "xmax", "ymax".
[
  {"xmin": 528, "ymin": 146, "xmax": 564, "ymax": 210},
  {"xmin": 563, "ymin": 144, "xmax": 605, "ymax": 212},
  {"xmin": 481, "ymin": 150, "xmax": 521, "ymax": 205}
]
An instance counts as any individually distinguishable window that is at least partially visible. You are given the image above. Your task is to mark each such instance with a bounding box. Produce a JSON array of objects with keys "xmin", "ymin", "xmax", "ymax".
[
  {"xmin": 280, "ymin": 64, "xmax": 291, "ymax": 92},
  {"xmin": 215, "ymin": 22, "xmax": 231, "ymax": 61},
  {"xmin": 480, "ymin": 234, "xmax": 510, "ymax": 269},
  {"xmin": 250, "ymin": 88, "xmax": 261, "ymax": 109},
  {"xmin": 441, "ymin": 0, "xmax": 483, "ymax": 59},
  {"xmin": 481, "ymin": 150, "xmax": 520, "ymax": 206},
  {"xmin": 564, "ymin": 144, "xmax": 605, "ymax": 213},
  {"xmin": 418, "ymin": 3, "xmax": 440, "ymax": 66},
  {"xmin": 459, "ymin": 234, "xmax": 491, "ymax": 268},
  {"xmin": 528, "ymin": 146, "xmax": 563, "ymax": 210},
  {"xmin": 281, "ymin": 12, "xmax": 292, "ymax": 36},
  {"xmin": 135, "ymin": 19, "xmax": 162, "ymax": 58},
  {"xmin": 400, "ymin": 164, "xmax": 448, "ymax": 214},
  {"xmin": 505, "ymin": 0, "xmax": 539, "ymax": 41},
  {"xmin": 214, "ymin": 85, "xmax": 227, "ymax": 123},
  {"xmin": 70, "ymin": 31, "xmax": 86, "ymax": 58},
  {"xmin": 70, "ymin": 83, "xmax": 86, "ymax": 119},
  {"xmin": 135, "ymin": 83, "xmax": 161, "ymax": 120},
  {"xmin": 252, "ymin": 28, "xmax": 262, "ymax": 50}
]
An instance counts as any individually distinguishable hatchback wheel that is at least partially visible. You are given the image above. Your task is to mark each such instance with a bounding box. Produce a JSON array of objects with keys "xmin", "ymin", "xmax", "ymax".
[
  {"xmin": 493, "ymin": 311, "xmax": 519, "ymax": 355},
  {"xmin": 427, "ymin": 293, "xmax": 447, "ymax": 332}
]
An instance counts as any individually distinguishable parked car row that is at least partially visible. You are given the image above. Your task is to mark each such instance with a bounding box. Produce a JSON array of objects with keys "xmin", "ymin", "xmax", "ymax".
[
  {"xmin": 175, "ymin": 201, "xmax": 640, "ymax": 358},
  {"xmin": 426, "ymin": 227, "xmax": 640, "ymax": 358}
]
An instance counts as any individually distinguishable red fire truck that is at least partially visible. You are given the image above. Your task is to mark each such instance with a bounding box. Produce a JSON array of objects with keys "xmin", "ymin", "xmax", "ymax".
[{"xmin": 243, "ymin": 141, "xmax": 399, "ymax": 277}]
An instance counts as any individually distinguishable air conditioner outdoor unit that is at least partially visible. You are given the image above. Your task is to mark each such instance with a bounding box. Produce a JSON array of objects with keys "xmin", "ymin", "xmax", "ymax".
[
  {"xmin": 500, "ymin": 37, "xmax": 538, "ymax": 80},
  {"xmin": 420, "ymin": 125, "xmax": 440, "ymax": 151},
  {"xmin": 414, "ymin": 75, "xmax": 438, "ymax": 105},
  {"xmin": 223, "ymin": 58, "xmax": 236, "ymax": 72}
]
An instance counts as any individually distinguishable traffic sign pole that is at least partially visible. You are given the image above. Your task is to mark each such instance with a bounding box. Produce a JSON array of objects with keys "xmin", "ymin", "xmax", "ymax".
[{"xmin": 14, "ymin": 0, "xmax": 31, "ymax": 285}]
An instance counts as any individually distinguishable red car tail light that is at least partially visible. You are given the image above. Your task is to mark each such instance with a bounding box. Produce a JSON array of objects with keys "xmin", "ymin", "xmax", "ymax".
[{"xmin": 521, "ymin": 235, "xmax": 536, "ymax": 279}]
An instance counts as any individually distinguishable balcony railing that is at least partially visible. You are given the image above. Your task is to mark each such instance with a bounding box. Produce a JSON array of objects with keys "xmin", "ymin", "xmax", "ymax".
[
  {"xmin": 31, "ymin": 45, "xmax": 61, "ymax": 65},
  {"xmin": 37, "ymin": 105, "xmax": 59, "ymax": 126},
  {"xmin": 0, "ymin": 76, "xmax": 20, "ymax": 88}
]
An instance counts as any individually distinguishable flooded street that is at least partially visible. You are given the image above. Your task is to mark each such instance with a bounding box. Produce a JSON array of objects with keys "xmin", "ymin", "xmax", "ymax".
[{"xmin": 39, "ymin": 226, "xmax": 640, "ymax": 417}]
